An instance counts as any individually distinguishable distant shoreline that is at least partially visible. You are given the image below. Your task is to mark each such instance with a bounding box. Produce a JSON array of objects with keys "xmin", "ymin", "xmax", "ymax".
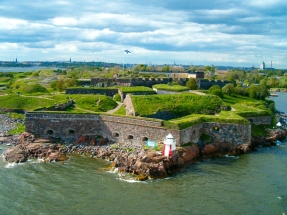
[{"xmin": 0, "ymin": 66, "xmax": 59, "ymax": 72}]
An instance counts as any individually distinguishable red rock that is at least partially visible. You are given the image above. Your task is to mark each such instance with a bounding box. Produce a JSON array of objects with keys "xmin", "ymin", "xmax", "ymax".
[{"xmin": 75, "ymin": 136, "xmax": 86, "ymax": 144}]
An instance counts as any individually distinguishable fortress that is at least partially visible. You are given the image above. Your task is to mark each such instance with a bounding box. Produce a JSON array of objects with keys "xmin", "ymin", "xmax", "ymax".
[
  {"xmin": 90, "ymin": 77, "xmax": 231, "ymax": 89},
  {"xmin": 25, "ymin": 112, "xmax": 272, "ymax": 146}
]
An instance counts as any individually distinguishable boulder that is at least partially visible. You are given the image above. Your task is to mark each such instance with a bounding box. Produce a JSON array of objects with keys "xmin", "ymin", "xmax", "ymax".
[
  {"xmin": 45, "ymin": 152, "xmax": 68, "ymax": 162},
  {"xmin": 4, "ymin": 146, "xmax": 27, "ymax": 163}
]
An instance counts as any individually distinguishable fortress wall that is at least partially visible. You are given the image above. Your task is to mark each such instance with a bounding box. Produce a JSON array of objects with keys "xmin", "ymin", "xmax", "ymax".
[
  {"xmin": 25, "ymin": 113, "xmax": 102, "ymax": 139},
  {"xmin": 244, "ymin": 116, "xmax": 272, "ymax": 125},
  {"xmin": 202, "ymin": 122, "xmax": 251, "ymax": 145},
  {"xmin": 66, "ymin": 88, "xmax": 118, "ymax": 96},
  {"xmin": 100, "ymin": 120, "xmax": 180, "ymax": 145},
  {"xmin": 180, "ymin": 124, "xmax": 203, "ymax": 144},
  {"xmin": 196, "ymin": 80, "xmax": 231, "ymax": 90},
  {"xmin": 25, "ymin": 113, "xmax": 173, "ymax": 145},
  {"xmin": 25, "ymin": 113, "xmax": 251, "ymax": 146}
]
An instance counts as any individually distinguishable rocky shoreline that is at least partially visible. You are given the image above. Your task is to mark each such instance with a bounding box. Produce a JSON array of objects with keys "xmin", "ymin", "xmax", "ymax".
[
  {"xmin": 1, "ymin": 113, "xmax": 287, "ymax": 180},
  {"xmin": 2, "ymin": 128, "xmax": 287, "ymax": 180}
]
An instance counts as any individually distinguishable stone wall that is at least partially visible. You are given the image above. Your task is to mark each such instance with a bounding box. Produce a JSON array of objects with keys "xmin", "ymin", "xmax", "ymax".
[
  {"xmin": 66, "ymin": 88, "xmax": 118, "ymax": 97},
  {"xmin": 25, "ymin": 112, "xmax": 251, "ymax": 146},
  {"xmin": 201, "ymin": 122, "xmax": 251, "ymax": 145},
  {"xmin": 25, "ymin": 113, "xmax": 177, "ymax": 145},
  {"xmin": 245, "ymin": 116, "xmax": 272, "ymax": 125},
  {"xmin": 90, "ymin": 77, "xmax": 189, "ymax": 87},
  {"xmin": 196, "ymin": 79, "xmax": 231, "ymax": 90},
  {"xmin": 180, "ymin": 123, "xmax": 203, "ymax": 144}
]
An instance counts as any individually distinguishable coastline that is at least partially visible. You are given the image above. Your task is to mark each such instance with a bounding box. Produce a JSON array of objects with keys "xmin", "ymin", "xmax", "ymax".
[{"xmin": 2, "ymin": 121, "xmax": 287, "ymax": 180}]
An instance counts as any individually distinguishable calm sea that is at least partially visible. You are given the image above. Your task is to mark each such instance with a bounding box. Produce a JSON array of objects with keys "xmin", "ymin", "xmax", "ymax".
[
  {"xmin": 0, "ymin": 67, "xmax": 58, "ymax": 72},
  {"xmin": 0, "ymin": 94, "xmax": 287, "ymax": 215}
]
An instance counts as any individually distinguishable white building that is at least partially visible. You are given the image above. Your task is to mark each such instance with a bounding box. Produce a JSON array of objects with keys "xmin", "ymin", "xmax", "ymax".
[{"xmin": 260, "ymin": 62, "xmax": 265, "ymax": 71}]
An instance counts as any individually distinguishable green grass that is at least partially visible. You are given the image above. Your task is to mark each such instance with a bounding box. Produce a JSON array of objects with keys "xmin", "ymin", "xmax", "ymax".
[
  {"xmin": 70, "ymin": 94, "xmax": 117, "ymax": 112},
  {"xmin": 167, "ymin": 111, "xmax": 249, "ymax": 130},
  {"xmin": 9, "ymin": 123, "xmax": 25, "ymax": 135},
  {"xmin": 0, "ymin": 93, "xmax": 117, "ymax": 112},
  {"xmin": 113, "ymin": 105, "xmax": 126, "ymax": 115},
  {"xmin": 0, "ymin": 94, "xmax": 62, "ymax": 111},
  {"xmin": 7, "ymin": 112, "xmax": 25, "ymax": 119},
  {"xmin": 222, "ymin": 94, "xmax": 258, "ymax": 105},
  {"xmin": 153, "ymin": 84, "xmax": 189, "ymax": 92},
  {"xmin": 0, "ymin": 77, "xmax": 12, "ymax": 83},
  {"xmin": 132, "ymin": 93, "xmax": 223, "ymax": 119},
  {"xmin": 251, "ymin": 124, "xmax": 274, "ymax": 137},
  {"xmin": 119, "ymin": 86, "xmax": 156, "ymax": 94}
]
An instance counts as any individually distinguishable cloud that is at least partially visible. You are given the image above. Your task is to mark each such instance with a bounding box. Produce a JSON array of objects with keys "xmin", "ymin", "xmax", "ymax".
[{"xmin": 0, "ymin": 0, "xmax": 286, "ymax": 68}]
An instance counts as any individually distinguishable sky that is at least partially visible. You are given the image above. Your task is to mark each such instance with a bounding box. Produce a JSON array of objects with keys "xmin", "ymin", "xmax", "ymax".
[{"xmin": 0, "ymin": 0, "xmax": 286, "ymax": 68}]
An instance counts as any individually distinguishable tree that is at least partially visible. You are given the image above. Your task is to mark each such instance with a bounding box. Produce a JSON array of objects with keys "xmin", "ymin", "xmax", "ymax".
[
  {"xmin": 56, "ymin": 79, "xmax": 65, "ymax": 92},
  {"xmin": 222, "ymin": 83, "xmax": 234, "ymax": 95},
  {"xmin": 162, "ymin": 65, "xmax": 169, "ymax": 72},
  {"xmin": 247, "ymin": 84, "xmax": 269, "ymax": 100},
  {"xmin": 50, "ymin": 80, "xmax": 57, "ymax": 90},
  {"xmin": 209, "ymin": 85, "xmax": 223, "ymax": 98},
  {"xmin": 186, "ymin": 78, "xmax": 198, "ymax": 90}
]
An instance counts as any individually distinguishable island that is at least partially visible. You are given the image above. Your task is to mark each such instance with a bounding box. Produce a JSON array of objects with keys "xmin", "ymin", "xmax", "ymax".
[{"xmin": 1, "ymin": 65, "xmax": 287, "ymax": 180}]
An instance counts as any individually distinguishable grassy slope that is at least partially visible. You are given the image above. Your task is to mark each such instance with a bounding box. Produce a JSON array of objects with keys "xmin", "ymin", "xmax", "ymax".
[
  {"xmin": 0, "ymin": 94, "xmax": 59, "ymax": 110},
  {"xmin": 153, "ymin": 84, "xmax": 189, "ymax": 92},
  {"xmin": 119, "ymin": 86, "xmax": 156, "ymax": 93},
  {"xmin": 0, "ymin": 93, "xmax": 117, "ymax": 112},
  {"xmin": 132, "ymin": 93, "xmax": 223, "ymax": 118},
  {"xmin": 222, "ymin": 94, "xmax": 271, "ymax": 116},
  {"xmin": 68, "ymin": 94, "xmax": 117, "ymax": 112}
]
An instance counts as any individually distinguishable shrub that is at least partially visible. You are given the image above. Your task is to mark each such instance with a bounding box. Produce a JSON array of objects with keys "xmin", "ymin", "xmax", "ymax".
[
  {"xmin": 113, "ymin": 93, "xmax": 121, "ymax": 102},
  {"xmin": 21, "ymin": 83, "xmax": 49, "ymax": 94},
  {"xmin": 208, "ymin": 85, "xmax": 223, "ymax": 98},
  {"xmin": 222, "ymin": 83, "xmax": 234, "ymax": 95},
  {"xmin": 186, "ymin": 78, "xmax": 198, "ymax": 90}
]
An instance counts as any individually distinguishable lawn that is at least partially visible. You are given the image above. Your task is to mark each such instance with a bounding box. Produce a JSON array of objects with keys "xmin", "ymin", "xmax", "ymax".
[
  {"xmin": 153, "ymin": 84, "xmax": 189, "ymax": 92},
  {"xmin": 132, "ymin": 93, "xmax": 223, "ymax": 119}
]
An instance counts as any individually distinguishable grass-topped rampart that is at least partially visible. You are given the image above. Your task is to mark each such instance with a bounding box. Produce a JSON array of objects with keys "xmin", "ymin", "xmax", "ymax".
[
  {"xmin": 119, "ymin": 86, "xmax": 156, "ymax": 94},
  {"xmin": 153, "ymin": 84, "xmax": 189, "ymax": 92},
  {"xmin": 0, "ymin": 93, "xmax": 117, "ymax": 113},
  {"xmin": 163, "ymin": 111, "xmax": 250, "ymax": 130},
  {"xmin": 132, "ymin": 93, "xmax": 223, "ymax": 120}
]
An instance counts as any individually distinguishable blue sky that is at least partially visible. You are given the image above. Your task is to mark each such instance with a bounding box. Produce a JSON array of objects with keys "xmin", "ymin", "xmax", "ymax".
[{"xmin": 0, "ymin": 0, "xmax": 286, "ymax": 68}]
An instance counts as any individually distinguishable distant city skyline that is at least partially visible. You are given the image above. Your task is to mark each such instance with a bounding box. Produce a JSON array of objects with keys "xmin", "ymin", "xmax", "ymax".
[{"xmin": 0, "ymin": 0, "xmax": 286, "ymax": 68}]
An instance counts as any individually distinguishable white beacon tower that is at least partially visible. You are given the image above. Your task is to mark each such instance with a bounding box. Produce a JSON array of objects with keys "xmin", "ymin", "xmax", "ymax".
[{"xmin": 163, "ymin": 133, "xmax": 176, "ymax": 157}]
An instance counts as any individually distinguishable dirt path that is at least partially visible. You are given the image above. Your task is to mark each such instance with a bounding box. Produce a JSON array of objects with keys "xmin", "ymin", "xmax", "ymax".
[
  {"xmin": 189, "ymin": 90, "xmax": 206, "ymax": 95},
  {"xmin": 107, "ymin": 102, "xmax": 123, "ymax": 114}
]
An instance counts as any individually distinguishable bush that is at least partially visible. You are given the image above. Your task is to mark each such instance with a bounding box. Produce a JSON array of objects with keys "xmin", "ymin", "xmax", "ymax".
[
  {"xmin": 21, "ymin": 83, "xmax": 49, "ymax": 94},
  {"xmin": 186, "ymin": 78, "xmax": 198, "ymax": 90},
  {"xmin": 113, "ymin": 93, "xmax": 121, "ymax": 102},
  {"xmin": 222, "ymin": 83, "xmax": 234, "ymax": 95},
  {"xmin": 210, "ymin": 89, "xmax": 223, "ymax": 98},
  {"xmin": 209, "ymin": 85, "xmax": 223, "ymax": 98}
]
